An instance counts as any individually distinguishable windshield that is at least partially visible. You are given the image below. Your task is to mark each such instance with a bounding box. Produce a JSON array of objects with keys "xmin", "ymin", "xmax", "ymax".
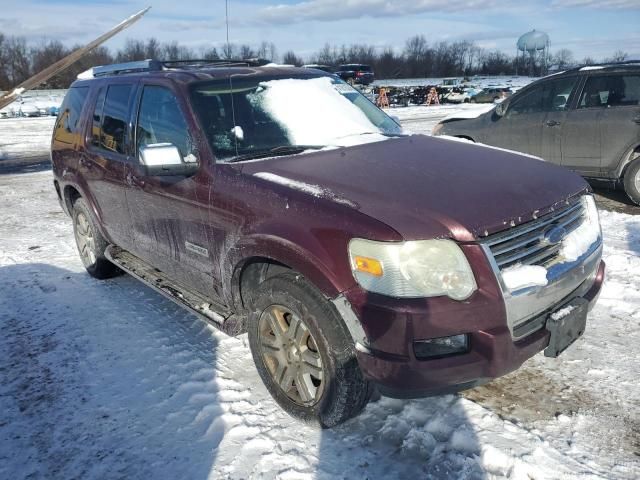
[{"xmin": 190, "ymin": 75, "xmax": 403, "ymax": 162}]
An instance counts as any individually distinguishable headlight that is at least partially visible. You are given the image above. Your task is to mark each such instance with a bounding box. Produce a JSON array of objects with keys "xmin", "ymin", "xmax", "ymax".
[{"xmin": 348, "ymin": 239, "xmax": 477, "ymax": 300}]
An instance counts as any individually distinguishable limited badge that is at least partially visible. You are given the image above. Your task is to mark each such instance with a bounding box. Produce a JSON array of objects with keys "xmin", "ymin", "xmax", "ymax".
[{"xmin": 185, "ymin": 241, "xmax": 209, "ymax": 257}]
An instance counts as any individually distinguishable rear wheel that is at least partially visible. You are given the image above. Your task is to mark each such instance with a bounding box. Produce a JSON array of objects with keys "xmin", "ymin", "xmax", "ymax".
[
  {"xmin": 72, "ymin": 198, "xmax": 121, "ymax": 279},
  {"xmin": 247, "ymin": 273, "xmax": 371, "ymax": 427},
  {"xmin": 623, "ymin": 156, "xmax": 640, "ymax": 205}
]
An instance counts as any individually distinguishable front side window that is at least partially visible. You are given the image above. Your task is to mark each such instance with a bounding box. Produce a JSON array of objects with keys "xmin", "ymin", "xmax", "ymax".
[
  {"xmin": 579, "ymin": 74, "xmax": 640, "ymax": 109},
  {"xmin": 100, "ymin": 84, "xmax": 133, "ymax": 154},
  {"xmin": 507, "ymin": 85, "xmax": 544, "ymax": 116},
  {"xmin": 136, "ymin": 86, "xmax": 194, "ymax": 160},
  {"xmin": 54, "ymin": 86, "xmax": 89, "ymax": 145},
  {"xmin": 541, "ymin": 76, "xmax": 578, "ymax": 112},
  {"xmin": 508, "ymin": 76, "xmax": 578, "ymax": 116},
  {"xmin": 190, "ymin": 75, "xmax": 403, "ymax": 162}
]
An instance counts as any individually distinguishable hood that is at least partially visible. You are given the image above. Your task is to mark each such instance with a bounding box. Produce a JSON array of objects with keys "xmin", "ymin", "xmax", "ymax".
[{"xmin": 240, "ymin": 135, "xmax": 588, "ymax": 242}]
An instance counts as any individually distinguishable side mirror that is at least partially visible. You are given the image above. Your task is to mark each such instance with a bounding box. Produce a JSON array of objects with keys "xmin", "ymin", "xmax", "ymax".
[
  {"xmin": 139, "ymin": 143, "xmax": 198, "ymax": 176},
  {"xmin": 495, "ymin": 101, "xmax": 508, "ymax": 117}
]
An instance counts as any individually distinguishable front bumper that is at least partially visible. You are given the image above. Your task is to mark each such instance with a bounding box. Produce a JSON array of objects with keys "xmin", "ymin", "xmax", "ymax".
[{"xmin": 340, "ymin": 254, "xmax": 605, "ymax": 399}]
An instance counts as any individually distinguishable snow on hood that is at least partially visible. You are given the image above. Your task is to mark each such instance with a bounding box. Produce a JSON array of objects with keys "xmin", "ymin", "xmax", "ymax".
[
  {"xmin": 253, "ymin": 171, "xmax": 358, "ymax": 208},
  {"xmin": 439, "ymin": 135, "xmax": 545, "ymax": 162},
  {"xmin": 241, "ymin": 135, "xmax": 588, "ymax": 241},
  {"xmin": 256, "ymin": 77, "xmax": 388, "ymax": 147}
]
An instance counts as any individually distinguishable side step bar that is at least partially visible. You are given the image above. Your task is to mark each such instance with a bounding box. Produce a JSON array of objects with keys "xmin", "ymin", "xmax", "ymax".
[{"xmin": 105, "ymin": 245, "xmax": 245, "ymax": 336}]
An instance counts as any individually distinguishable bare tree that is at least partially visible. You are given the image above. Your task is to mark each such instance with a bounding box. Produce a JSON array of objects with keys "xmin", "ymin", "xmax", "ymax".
[
  {"xmin": 551, "ymin": 48, "xmax": 574, "ymax": 69},
  {"xmin": 239, "ymin": 44, "xmax": 255, "ymax": 59},
  {"xmin": 201, "ymin": 46, "xmax": 220, "ymax": 61},
  {"xmin": 282, "ymin": 51, "xmax": 302, "ymax": 66},
  {"xmin": 606, "ymin": 50, "xmax": 628, "ymax": 62}
]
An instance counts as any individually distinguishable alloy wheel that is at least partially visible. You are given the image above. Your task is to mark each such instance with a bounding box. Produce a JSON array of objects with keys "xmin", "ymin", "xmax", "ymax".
[
  {"xmin": 74, "ymin": 212, "xmax": 96, "ymax": 267},
  {"xmin": 258, "ymin": 305, "xmax": 325, "ymax": 406}
]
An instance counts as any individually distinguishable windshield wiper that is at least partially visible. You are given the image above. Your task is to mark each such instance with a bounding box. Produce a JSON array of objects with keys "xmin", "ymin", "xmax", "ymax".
[
  {"xmin": 335, "ymin": 131, "xmax": 407, "ymax": 140},
  {"xmin": 227, "ymin": 145, "xmax": 325, "ymax": 163}
]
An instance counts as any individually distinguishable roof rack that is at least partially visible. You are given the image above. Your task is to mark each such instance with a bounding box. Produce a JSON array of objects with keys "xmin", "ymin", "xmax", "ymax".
[
  {"xmin": 565, "ymin": 60, "xmax": 640, "ymax": 73},
  {"xmin": 84, "ymin": 57, "xmax": 273, "ymax": 78}
]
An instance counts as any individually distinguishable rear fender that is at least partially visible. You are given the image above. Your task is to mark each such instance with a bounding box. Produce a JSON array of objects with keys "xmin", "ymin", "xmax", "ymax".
[{"xmin": 60, "ymin": 176, "xmax": 112, "ymax": 243}]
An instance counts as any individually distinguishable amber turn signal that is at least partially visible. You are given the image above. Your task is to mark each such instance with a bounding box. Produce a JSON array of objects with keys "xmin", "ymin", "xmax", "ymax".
[{"xmin": 354, "ymin": 255, "xmax": 383, "ymax": 277}]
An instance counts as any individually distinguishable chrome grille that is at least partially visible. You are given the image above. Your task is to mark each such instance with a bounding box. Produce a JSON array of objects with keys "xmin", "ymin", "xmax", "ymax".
[{"xmin": 483, "ymin": 199, "xmax": 586, "ymax": 270}]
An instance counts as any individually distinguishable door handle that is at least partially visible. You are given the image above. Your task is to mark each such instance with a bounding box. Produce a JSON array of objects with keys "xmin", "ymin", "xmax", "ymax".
[
  {"xmin": 126, "ymin": 171, "xmax": 145, "ymax": 188},
  {"xmin": 545, "ymin": 120, "xmax": 560, "ymax": 127}
]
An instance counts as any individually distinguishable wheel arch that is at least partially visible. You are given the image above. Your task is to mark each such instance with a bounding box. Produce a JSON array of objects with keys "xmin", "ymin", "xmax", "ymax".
[
  {"xmin": 61, "ymin": 182, "xmax": 110, "ymax": 240},
  {"xmin": 227, "ymin": 236, "xmax": 353, "ymax": 313},
  {"xmin": 618, "ymin": 143, "xmax": 640, "ymax": 181}
]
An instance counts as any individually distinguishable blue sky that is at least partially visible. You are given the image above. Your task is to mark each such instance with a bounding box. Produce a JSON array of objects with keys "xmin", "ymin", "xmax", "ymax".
[{"xmin": 3, "ymin": 0, "xmax": 639, "ymax": 61}]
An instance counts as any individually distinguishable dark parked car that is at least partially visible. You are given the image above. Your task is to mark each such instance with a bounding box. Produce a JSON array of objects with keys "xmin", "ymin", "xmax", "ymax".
[
  {"xmin": 51, "ymin": 59, "xmax": 604, "ymax": 427},
  {"xmin": 302, "ymin": 64, "xmax": 335, "ymax": 74},
  {"xmin": 470, "ymin": 87, "xmax": 512, "ymax": 103},
  {"xmin": 336, "ymin": 64, "xmax": 375, "ymax": 86},
  {"xmin": 434, "ymin": 63, "xmax": 640, "ymax": 204}
]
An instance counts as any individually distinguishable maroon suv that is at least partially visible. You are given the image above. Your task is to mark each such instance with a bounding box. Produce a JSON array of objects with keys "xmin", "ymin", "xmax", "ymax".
[{"xmin": 51, "ymin": 59, "xmax": 605, "ymax": 427}]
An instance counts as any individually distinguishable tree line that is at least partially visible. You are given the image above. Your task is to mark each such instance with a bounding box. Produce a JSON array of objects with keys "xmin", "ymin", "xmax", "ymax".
[{"xmin": 0, "ymin": 31, "xmax": 630, "ymax": 90}]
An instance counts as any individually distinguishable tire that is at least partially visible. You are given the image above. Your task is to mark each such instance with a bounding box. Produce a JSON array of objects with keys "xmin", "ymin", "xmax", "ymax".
[
  {"xmin": 247, "ymin": 272, "xmax": 371, "ymax": 428},
  {"xmin": 623, "ymin": 156, "xmax": 640, "ymax": 205},
  {"xmin": 470, "ymin": 98, "xmax": 476, "ymax": 103},
  {"xmin": 72, "ymin": 197, "xmax": 121, "ymax": 279}
]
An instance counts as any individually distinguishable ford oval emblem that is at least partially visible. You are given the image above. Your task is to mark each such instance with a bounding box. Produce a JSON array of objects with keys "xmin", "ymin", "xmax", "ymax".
[{"xmin": 543, "ymin": 225, "xmax": 567, "ymax": 245}]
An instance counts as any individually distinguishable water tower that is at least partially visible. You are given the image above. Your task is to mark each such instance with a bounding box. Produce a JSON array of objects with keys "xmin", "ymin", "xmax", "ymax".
[{"xmin": 517, "ymin": 30, "xmax": 550, "ymax": 76}]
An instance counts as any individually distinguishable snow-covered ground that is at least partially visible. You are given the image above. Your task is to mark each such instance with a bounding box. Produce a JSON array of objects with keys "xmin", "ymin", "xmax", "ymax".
[{"xmin": 1, "ymin": 109, "xmax": 639, "ymax": 479}]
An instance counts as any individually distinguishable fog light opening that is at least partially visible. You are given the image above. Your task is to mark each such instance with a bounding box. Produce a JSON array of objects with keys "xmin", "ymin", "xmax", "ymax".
[{"xmin": 414, "ymin": 334, "xmax": 470, "ymax": 360}]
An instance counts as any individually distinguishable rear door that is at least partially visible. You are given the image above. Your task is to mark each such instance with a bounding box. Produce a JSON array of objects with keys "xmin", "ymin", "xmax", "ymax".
[
  {"xmin": 79, "ymin": 81, "xmax": 136, "ymax": 248},
  {"xmin": 558, "ymin": 74, "xmax": 607, "ymax": 175}
]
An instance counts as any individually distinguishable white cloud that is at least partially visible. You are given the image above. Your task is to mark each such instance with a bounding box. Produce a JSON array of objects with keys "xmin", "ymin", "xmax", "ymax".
[
  {"xmin": 551, "ymin": 0, "xmax": 640, "ymax": 8},
  {"xmin": 255, "ymin": 0, "xmax": 502, "ymax": 24}
]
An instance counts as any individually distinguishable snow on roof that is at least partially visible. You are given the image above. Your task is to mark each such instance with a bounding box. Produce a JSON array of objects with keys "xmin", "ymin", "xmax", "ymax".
[{"xmin": 580, "ymin": 66, "xmax": 604, "ymax": 71}]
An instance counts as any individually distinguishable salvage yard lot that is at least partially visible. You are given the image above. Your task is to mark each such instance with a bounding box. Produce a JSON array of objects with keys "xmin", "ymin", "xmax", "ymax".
[{"xmin": 0, "ymin": 110, "xmax": 639, "ymax": 479}]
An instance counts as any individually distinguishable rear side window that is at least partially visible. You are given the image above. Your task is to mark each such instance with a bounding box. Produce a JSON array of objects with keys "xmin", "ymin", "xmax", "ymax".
[
  {"xmin": 579, "ymin": 74, "xmax": 640, "ymax": 108},
  {"xmin": 53, "ymin": 86, "xmax": 89, "ymax": 145},
  {"xmin": 97, "ymin": 84, "xmax": 133, "ymax": 154},
  {"xmin": 136, "ymin": 86, "xmax": 193, "ymax": 159}
]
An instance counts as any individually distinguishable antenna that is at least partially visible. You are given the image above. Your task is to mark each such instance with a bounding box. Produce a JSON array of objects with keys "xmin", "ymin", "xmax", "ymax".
[{"xmin": 225, "ymin": 0, "xmax": 231, "ymax": 59}]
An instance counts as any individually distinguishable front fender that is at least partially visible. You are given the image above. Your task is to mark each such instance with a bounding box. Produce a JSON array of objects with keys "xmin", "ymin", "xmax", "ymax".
[{"xmin": 223, "ymin": 229, "xmax": 356, "ymax": 310}]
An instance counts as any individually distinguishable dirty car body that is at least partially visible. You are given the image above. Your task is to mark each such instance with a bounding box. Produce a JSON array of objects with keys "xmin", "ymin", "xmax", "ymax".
[
  {"xmin": 434, "ymin": 63, "xmax": 640, "ymax": 204},
  {"xmin": 51, "ymin": 61, "xmax": 605, "ymax": 425}
]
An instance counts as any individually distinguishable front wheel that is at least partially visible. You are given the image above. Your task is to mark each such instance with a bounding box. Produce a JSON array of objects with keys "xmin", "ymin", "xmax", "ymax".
[
  {"xmin": 623, "ymin": 156, "xmax": 640, "ymax": 205},
  {"xmin": 247, "ymin": 273, "xmax": 371, "ymax": 427}
]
